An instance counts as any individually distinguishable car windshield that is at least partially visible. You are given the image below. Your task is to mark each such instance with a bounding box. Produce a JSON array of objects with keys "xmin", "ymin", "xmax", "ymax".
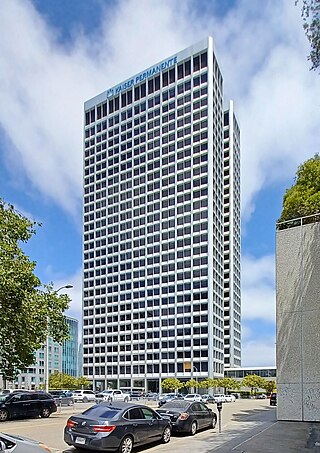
[
  {"xmin": 82, "ymin": 405, "xmax": 121, "ymax": 419},
  {"xmin": 0, "ymin": 394, "xmax": 10, "ymax": 402},
  {"xmin": 160, "ymin": 400, "xmax": 189, "ymax": 409}
]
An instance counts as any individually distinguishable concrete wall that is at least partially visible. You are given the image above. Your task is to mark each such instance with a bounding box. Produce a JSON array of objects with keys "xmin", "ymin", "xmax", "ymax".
[{"xmin": 276, "ymin": 221, "xmax": 320, "ymax": 421}]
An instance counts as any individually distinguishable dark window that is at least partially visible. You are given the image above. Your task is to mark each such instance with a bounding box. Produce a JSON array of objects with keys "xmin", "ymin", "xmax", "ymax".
[
  {"xmin": 200, "ymin": 52, "xmax": 207, "ymax": 68},
  {"xmin": 193, "ymin": 55, "xmax": 200, "ymax": 72},
  {"xmin": 163, "ymin": 71, "xmax": 169, "ymax": 87}
]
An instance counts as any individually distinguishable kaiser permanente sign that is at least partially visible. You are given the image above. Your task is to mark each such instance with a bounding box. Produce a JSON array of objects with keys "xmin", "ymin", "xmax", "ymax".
[
  {"xmin": 106, "ymin": 56, "xmax": 177, "ymax": 98},
  {"xmin": 85, "ymin": 38, "xmax": 209, "ymax": 109}
]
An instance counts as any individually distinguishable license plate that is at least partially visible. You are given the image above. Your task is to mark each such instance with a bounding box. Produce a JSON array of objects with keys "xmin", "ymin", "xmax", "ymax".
[{"xmin": 75, "ymin": 437, "xmax": 86, "ymax": 445}]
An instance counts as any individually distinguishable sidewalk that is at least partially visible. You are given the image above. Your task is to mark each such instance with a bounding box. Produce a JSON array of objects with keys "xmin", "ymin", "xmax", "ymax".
[{"xmin": 231, "ymin": 420, "xmax": 320, "ymax": 453}]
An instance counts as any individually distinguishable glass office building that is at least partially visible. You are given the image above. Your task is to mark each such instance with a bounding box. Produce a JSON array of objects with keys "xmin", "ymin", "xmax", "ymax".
[
  {"xmin": 83, "ymin": 37, "xmax": 241, "ymax": 391},
  {"xmin": 62, "ymin": 316, "xmax": 79, "ymax": 377}
]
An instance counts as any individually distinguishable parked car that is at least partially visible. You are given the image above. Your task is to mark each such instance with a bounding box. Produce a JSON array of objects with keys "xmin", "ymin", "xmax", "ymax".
[
  {"xmin": 0, "ymin": 432, "xmax": 52, "ymax": 452},
  {"xmin": 95, "ymin": 390, "xmax": 130, "ymax": 404},
  {"xmin": 49, "ymin": 390, "xmax": 74, "ymax": 406},
  {"xmin": 64, "ymin": 402, "xmax": 171, "ymax": 453},
  {"xmin": 157, "ymin": 400, "xmax": 217, "ymax": 435},
  {"xmin": 212, "ymin": 394, "xmax": 227, "ymax": 403},
  {"xmin": 0, "ymin": 391, "xmax": 57, "ymax": 422},
  {"xmin": 183, "ymin": 394, "xmax": 203, "ymax": 402},
  {"xmin": 270, "ymin": 392, "xmax": 277, "ymax": 406},
  {"xmin": 256, "ymin": 393, "xmax": 267, "ymax": 399},
  {"xmin": 224, "ymin": 394, "xmax": 236, "ymax": 402},
  {"xmin": 145, "ymin": 392, "xmax": 158, "ymax": 401},
  {"xmin": 72, "ymin": 390, "xmax": 96, "ymax": 403},
  {"xmin": 158, "ymin": 393, "xmax": 183, "ymax": 407},
  {"xmin": 129, "ymin": 391, "xmax": 143, "ymax": 400},
  {"xmin": 201, "ymin": 394, "xmax": 215, "ymax": 404}
]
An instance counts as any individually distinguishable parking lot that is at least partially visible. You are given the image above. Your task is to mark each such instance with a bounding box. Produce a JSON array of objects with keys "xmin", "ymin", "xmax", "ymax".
[{"xmin": 0, "ymin": 399, "xmax": 276, "ymax": 452}]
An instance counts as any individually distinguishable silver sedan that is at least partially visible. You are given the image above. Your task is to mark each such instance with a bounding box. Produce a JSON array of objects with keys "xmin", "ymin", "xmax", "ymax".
[{"xmin": 0, "ymin": 432, "xmax": 51, "ymax": 452}]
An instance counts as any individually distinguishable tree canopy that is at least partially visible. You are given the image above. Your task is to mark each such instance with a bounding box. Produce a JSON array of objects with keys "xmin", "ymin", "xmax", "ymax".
[
  {"xmin": 298, "ymin": 0, "xmax": 320, "ymax": 70},
  {"xmin": 49, "ymin": 372, "xmax": 90, "ymax": 390},
  {"xmin": 0, "ymin": 199, "xmax": 70, "ymax": 380},
  {"xmin": 278, "ymin": 154, "xmax": 320, "ymax": 224},
  {"xmin": 242, "ymin": 374, "xmax": 265, "ymax": 395},
  {"xmin": 161, "ymin": 378, "xmax": 184, "ymax": 391}
]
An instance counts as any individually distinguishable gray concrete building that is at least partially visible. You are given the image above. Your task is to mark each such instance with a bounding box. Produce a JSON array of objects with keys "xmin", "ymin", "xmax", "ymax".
[
  {"xmin": 276, "ymin": 214, "xmax": 320, "ymax": 421},
  {"xmin": 83, "ymin": 37, "xmax": 241, "ymax": 392}
]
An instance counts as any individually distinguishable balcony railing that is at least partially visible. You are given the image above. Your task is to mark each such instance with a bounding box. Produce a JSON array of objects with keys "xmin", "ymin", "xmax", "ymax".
[{"xmin": 276, "ymin": 212, "xmax": 320, "ymax": 231}]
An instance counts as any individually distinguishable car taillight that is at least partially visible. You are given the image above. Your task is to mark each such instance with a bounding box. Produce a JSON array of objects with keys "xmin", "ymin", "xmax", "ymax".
[
  {"xmin": 93, "ymin": 425, "xmax": 116, "ymax": 433},
  {"xmin": 66, "ymin": 419, "xmax": 77, "ymax": 428},
  {"xmin": 178, "ymin": 412, "xmax": 189, "ymax": 420}
]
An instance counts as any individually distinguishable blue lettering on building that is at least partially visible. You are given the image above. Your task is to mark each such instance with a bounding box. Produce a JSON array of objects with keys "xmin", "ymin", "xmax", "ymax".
[{"xmin": 107, "ymin": 56, "xmax": 177, "ymax": 98}]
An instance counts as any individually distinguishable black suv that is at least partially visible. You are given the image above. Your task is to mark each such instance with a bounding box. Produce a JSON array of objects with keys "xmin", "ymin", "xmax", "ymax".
[
  {"xmin": 0, "ymin": 391, "xmax": 57, "ymax": 422},
  {"xmin": 270, "ymin": 392, "xmax": 277, "ymax": 406}
]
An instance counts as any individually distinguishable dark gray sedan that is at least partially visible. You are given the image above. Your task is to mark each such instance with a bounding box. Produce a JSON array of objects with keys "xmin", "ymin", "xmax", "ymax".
[
  {"xmin": 157, "ymin": 400, "xmax": 217, "ymax": 435},
  {"xmin": 64, "ymin": 402, "xmax": 171, "ymax": 452},
  {"xmin": 0, "ymin": 432, "xmax": 52, "ymax": 452},
  {"xmin": 49, "ymin": 390, "xmax": 74, "ymax": 406}
]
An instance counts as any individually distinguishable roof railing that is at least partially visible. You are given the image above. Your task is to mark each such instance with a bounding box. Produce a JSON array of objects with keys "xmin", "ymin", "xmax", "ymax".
[{"xmin": 276, "ymin": 212, "xmax": 320, "ymax": 230}]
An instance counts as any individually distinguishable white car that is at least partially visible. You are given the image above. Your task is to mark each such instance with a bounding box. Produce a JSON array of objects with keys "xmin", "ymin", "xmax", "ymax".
[
  {"xmin": 224, "ymin": 394, "xmax": 236, "ymax": 402},
  {"xmin": 184, "ymin": 393, "xmax": 203, "ymax": 402},
  {"xmin": 72, "ymin": 390, "xmax": 96, "ymax": 403},
  {"xmin": 95, "ymin": 390, "xmax": 130, "ymax": 404},
  {"xmin": 213, "ymin": 394, "xmax": 227, "ymax": 403}
]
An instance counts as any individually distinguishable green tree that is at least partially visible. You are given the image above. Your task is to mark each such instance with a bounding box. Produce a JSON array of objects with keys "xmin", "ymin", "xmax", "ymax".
[
  {"xmin": 200, "ymin": 378, "xmax": 220, "ymax": 390},
  {"xmin": 218, "ymin": 377, "xmax": 241, "ymax": 393},
  {"xmin": 76, "ymin": 376, "xmax": 91, "ymax": 389},
  {"xmin": 263, "ymin": 380, "xmax": 276, "ymax": 396},
  {"xmin": 184, "ymin": 378, "xmax": 199, "ymax": 390},
  {"xmin": 49, "ymin": 371, "xmax": 77, "ymax": 389},
  {"xmin": 242, "ymin": 374, "xmax": 265, "ymax": 396},
  {"xmin": 297, "ymin": 0, "xmax": 320, "ymax": 70},
  {"xmin": 278, "ymin": 154, "xmax": 320, "ymax": 224},
  {"xmin": 0, "ymin": 199, "xmax": 70, "ymax": 381},
  {"xmin": 161, "ymin": 378, "xmax": 184, "ymax": 392}
]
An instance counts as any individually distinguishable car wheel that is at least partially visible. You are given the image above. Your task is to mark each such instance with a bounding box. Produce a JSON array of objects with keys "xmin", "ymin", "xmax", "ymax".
[
  {"xmin": 161, "ymin": 426, "xmax": 171, "ymax": 444},
  {"xmin": 83, "ymin": 397, "xmax": 88, "ymax": 403},
  {"xmin": 41, "ymin": 408, "xmax": 51, "ymax": 418},
  {"xmin": 190, "ymin": 420, "xmax": 197, "ymax": 436},
  {"xmin": 211, "ymin": 415, "xmax": 217, "ymax": 429},
  {"xmin": 0, "ymin": 409, "xmax": 8, "ymax": 422},
  {"xmin": 118, "ymin": 435, "xmax": 133, "ymax": 453}
]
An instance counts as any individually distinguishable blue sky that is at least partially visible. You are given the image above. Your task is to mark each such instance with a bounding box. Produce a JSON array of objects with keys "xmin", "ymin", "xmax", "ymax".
[{"xmin": 0, "ymin": 0, "xmax": 319, "ymax": 366}]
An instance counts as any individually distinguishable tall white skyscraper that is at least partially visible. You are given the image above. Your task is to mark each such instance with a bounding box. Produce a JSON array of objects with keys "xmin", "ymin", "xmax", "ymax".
[{"xmin": 83, "ymin": 37, "xmax": 241, "ymax": 392}]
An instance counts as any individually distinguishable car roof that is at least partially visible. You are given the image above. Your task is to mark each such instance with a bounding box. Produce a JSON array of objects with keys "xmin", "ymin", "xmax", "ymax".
[{"xmin": 93, "ymin": 402, "xmax": 151, "ymax": 411}]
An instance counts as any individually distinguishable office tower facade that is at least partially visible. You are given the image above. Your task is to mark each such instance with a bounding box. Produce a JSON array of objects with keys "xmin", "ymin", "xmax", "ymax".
[
  {"xmin": 223, "ymin": 102, "xmax": 241, "ymax": 367},
  {"xmin": 14, "ymin": 340, "xmax": 62, "ymax": 390},
  {"xmin": 83, "ymin": 37, "xmax": 240, "ymax": 391},
  {"xmin": 62, "ymin": 316, "xmax": 79, "ymax": 377}
]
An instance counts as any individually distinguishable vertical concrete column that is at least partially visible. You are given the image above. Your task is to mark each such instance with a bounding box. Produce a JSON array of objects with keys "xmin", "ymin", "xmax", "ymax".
[{"xmin": 276, "ymin": 222, "xmax": 320, "ymax": 421}]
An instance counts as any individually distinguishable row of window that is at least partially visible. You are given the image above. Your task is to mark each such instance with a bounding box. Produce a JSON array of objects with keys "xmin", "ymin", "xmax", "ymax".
[{"xmin": 84, "ymin": 361, "xmax": 209, "ymax": 376}]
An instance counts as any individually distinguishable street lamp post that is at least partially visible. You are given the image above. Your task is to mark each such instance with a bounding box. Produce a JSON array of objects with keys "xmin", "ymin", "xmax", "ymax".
[
  {"xmin": 45, "ymin": 285, "xmax": 73, "ymax": 393},
  {"xmin": 193, "ymin": 366, "xmax": 198, "ymax": 390}
]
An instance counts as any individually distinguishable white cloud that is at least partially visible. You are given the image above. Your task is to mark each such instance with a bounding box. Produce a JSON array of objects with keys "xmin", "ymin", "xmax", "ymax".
[
  {"xmin": 242, "ymin": 254, "xmax": 275, "ymax": 323},
  {"xmin": 0, "ymin": 0, "xmax": 319, "ymax": 220},
  {"xmin": 45, "ymin": 269, "xmax": 82, "ymax": 321},
  {"xmin": 241, "ymin": 338, "xmax": 276, "ymax": 367}
]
